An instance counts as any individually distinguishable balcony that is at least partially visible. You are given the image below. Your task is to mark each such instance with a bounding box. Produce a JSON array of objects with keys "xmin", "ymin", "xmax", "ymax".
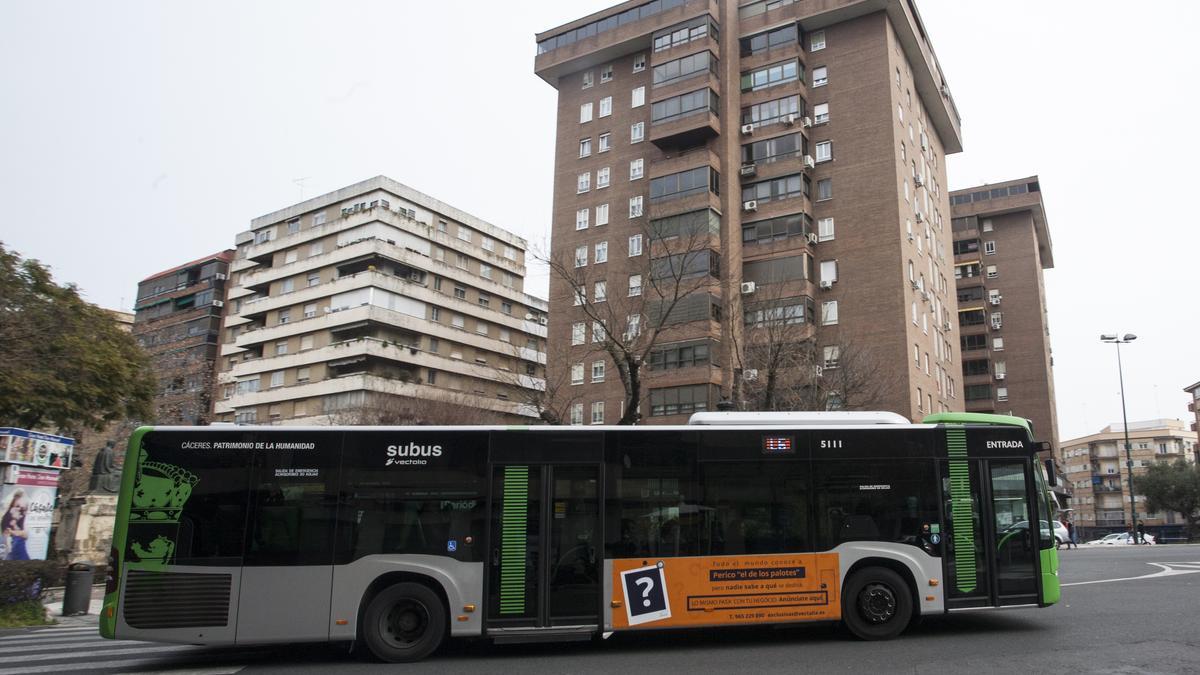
[{"xmin": 649, "ymin": 107, "xmax": 720, "ymax": 150}]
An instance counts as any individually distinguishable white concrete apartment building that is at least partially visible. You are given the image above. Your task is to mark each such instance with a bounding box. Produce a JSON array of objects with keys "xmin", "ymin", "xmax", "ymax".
[{"xmin": 214, "ymin": 176, "xmax": 548, "ymax": 424}]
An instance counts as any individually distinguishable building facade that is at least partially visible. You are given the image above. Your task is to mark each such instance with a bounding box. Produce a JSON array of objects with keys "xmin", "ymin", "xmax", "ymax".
[
  {"xmin": 214, "ymin": 176, "xmax": 548, "ymax": 425},
  {"xmin": 950, "ymin": 177, "xmax": 1059, "ymax": 450},
  {"xmin": 1185, "ymin": 381, "xmax": 1200, "ymax": 442},
  {"xmin": 1059, "ymin": 419, "xmax": 1197, "ymax": 541},
  {"xmin": 536, "ymin": 0, "xmax": 964, "ymax": 424},
  {"xmin": 133, "ymin": 252, "xmax": 234, "ymax": 425}
]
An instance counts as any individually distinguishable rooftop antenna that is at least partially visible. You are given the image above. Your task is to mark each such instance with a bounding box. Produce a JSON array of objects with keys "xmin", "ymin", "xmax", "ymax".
[{"xmin": 293, "ymin": 177, "xmax": 311, "ymax": 201}]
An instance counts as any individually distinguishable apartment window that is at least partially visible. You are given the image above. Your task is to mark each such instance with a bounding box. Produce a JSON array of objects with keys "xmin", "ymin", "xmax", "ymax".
[
  {"xmin": 742, "ymin": 173, "xmax": 808, "ymax": 205},
  {"xmin": 575, "ymin": 245, "xmax": 588, "ymax": 267},
  {"xmin": 270, "ymin": 370, "xmax": 284, "ymax": 388},
  {"xmin": 816, "ymin": 178, "xmax": 832, "ymax": 201},
  {"xmin": 986, "ymin": 265, "xmax": 998, "ymax": 278},
  {"xmin": 651, "ymin": 88, "xmax": 719, "ymax": 124},
  {"xmin": 582, "ymin": 71, "xmax": 594, "ymax": 89},
  {"xmin": 437, "ymin": 219, "xmax": 448, "ymax": 233},
  {"xmin": 478, "ymin": 293, "xmax": 491, "ymax": 308},
  {"xmin": 630, "ymin": 158, "xmax": 644, "ymax": 180},
  {"xmin": 628, "ymin": 234, "xmax": 643, "ymax": 256},
  {"xmin": 578, "ymin": 172, "xmax": 591, "ymax": 193},
  {"xmin": 294, "ymin": 366, "xmax": 310, "ymax": 384},
  {"xmin": 431, "ymin": 306, "xmax": 441, "ymax": 321},
  {"xmin": 303, "ymin": 303, "xmax": 316, "ymax": 319},
  {"xmin": 597, "ymin": 166, "xmax": 611, "ymax": 188},
  {"xmin": 740, "ymin": 24, "xmax": 797, "ymax": 56},
  {"xmin": 632, "ymin": 86, "xmax": 645, "ymax": 107},
  {"xmin": 595, "ymin": 241, "xmax": 608, "ymax": 263},
  {"xmin": 598, "ymin": 132, "xmax": 611, "ymax": 152},
  {"xmin": 278, "ymin": 308, "xmax": 291, "ymax": 325},
  {"xmin": 629, "ymin": 196, "xmax": 644, "ymax": 218},
  {"xmin": 741, "ymin": 94, "xmax": 804, "ymax": 128},
  {"xmin": 596, "ymin": 203, "xmax": 609, "ymax": 226},
  {"xmin": 306, "ymin": 271, "xmax": 320, "ymax": 287},
  {"xmin": 570, "ymin": 403, "xmax": 584, "ymax": 426},
  {"xmin": 504, "ymin": 246, "xmax": 517, "ymax": 260},
  {"xmin": 576, "ymin": 208, "xmax": 589, "ymax": 230},
  {"xmin": 993, "ymin": 337, "xmax": 1005, "ymax": 351},
  {"xmin": 579, "ymin": 138, "xmax": 592, "ymax": 157},
  {"xmin": 592, "ymin": 361, "xmax": 606, "ymax": 383},
  {"xmin": 815, "ymin": 140, "xmax": 832, "ymax": 162},
  {"xmin": 625, "ymin": 314, "xmax": 642, "ymax": 340},
  {"xmin": 628, "ymin": 274, "xmax": 643, "ymax": 296},
  {"xmin": 820, "ymin": 259, "xmax": 838, "ymax": 284},
  {"xmin": 601, "ymin": 64, "xmax": 613, "ymax": 82},
  {"xmin": 563, "ymin": 322, "xmax": 583, "ymax": 347},
  {"xmin": 741, "ymin": 59, "xmax": 801, "ymax": 92},
  {"xmin": 574, "ymin": 287, "xmax": 586, "ymax": 306},
  {"xmin": 594, "ymin": 280, "xmax": 607, "ymax": 302},
  {"xmin": 310, "ymin": 241, "xmax": 323, "ymax": 256},
  {"xmin": 600, "ymin": 96, "xmax": 612, "ymax": 117},
  {"xmin": 742, "ymin": 132, "xmax": 805, "ymax": 166},
  {"xmin": 649, "ymin": 384, "xmax": 711, "ymax": 416},
  {"xmin": 452, "ymin": 314, "xmax": 465, "ymax": 329},
  {"xmin": 810, "ymin": 30, "xmax": 826, "ymax": 51},
  {"xmin": 275, "ymin": 340, "xmax": 289, "ymax": 356},
  {"xmin": 812, "ymin": 66, "xmax": 828, "ymax": 87},
  {"xmin": 818, "ymin": 217, "xmax": 835, "ymax": 242},
  {"xmin": 982, "ymin": 218, "xmax": 994, "ymax": 232},
  {"xmin": 813, "ymin": 102, "xmax": 830, "ymax": 124},
  {"xmin": 300, "ymin": 335, "xmax": 314, "ymax": 351},
  {"xmin": 571, "ymin": 363, "xmax": 584, "ymax": 385},
  {"xmin": 591, "ymin": 401, "xmax": 605, "ymax": 425},
  {"xmin": 742, "ymin": 212, "xmax": 812, "ymax": 245},
  {"xmin": 592, "ymin": 321, "xmax": 606, "ymax": 343},
  {"xmin": 984, "ymin": 240, "xmax": 997, "ymax": 255},
  {"xmin": 580, "ymin": 102, "xmax": 593, "ymax": 123},
  {"xmin": 648, "ymin": 340, "xmax": 712, "ymax": 370},
  {"xmin": 997, "ymin": 387, "xmax": 1009, "ymax": 402},
  {"xmin": 650, "ymin": 166, "xmax": 719, "ymax": 202},
  {"xmin": 313, "ymin": 211, "xmax": 326, "ymax": 226},
  {"xmin": 631, "ymin": 122, "xmax": 645, "ymax": 143},
  {"xmin": 284, "ymin": 249, "xmax": 298, "ymax": 265},
  {"xmin": 819, "ymin": 345, "xmax": 840, "ymax": 370},
  {"xmin": 821, "ymin": 300, "xmax": 839, "ymax": 325},
  {"xmin": 286, "ymin": 218, "xmax": 300, "ymax": 235},
  {"xmin": 281, "ymin": 278, "xmax": 294, "ymax": 294},
  {"xmin": 454, "ymin": 285, "xmax": 467, "ymax": 300},
  {"xmin": 994, "ymin": 360, "xmax": 1007, "ymax": 378},
  {"xmin": 254, "ymin": 229, "xmax": 272, "ymax": 244}
]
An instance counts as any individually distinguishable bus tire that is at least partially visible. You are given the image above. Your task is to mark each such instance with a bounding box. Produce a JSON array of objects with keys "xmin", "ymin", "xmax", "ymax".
[
  {"xmin": 361, "ymin": 582, "xmax": 447, "ymax": 663},
  {"xmin": 842, "ymin": 567, "xmax": 912, "ymax": 641}
]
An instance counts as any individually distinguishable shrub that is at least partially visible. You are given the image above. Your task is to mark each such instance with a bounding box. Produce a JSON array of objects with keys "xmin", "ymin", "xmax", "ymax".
[{"xmin": 0, "ymin": 560, "xmax": 64, "ymax": 606}]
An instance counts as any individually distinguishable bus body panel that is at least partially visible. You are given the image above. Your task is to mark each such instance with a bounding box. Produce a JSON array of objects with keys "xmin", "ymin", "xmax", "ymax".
[
  {"xmin": 833, "ymin": 541, "xmax": 944, "ymax": 615},
  {"xmin": 114, "ymin": 564, "xmax": 242, "ymax": 645},
  {"xmin": 237, "ymin": 566, "xmax": 333, "ymax": 643},
  {"xmin": 329, "ymin": 555, "xmax": 485, "ymax": 640}
]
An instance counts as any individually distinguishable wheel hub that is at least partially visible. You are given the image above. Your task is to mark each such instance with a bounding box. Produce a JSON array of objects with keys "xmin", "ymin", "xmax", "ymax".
[
  {"xmin": 382, "ymin": 600, "xmax": 429, "ymax": 647},
  {"xmin": 858, "ymin": 583, "xmax": 897, "ymax": 624}
]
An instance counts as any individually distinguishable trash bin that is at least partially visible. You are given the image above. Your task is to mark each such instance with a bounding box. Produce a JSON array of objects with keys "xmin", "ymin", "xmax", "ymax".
[{"xmin": 62, "ymin": 561, "xmax": 95, "ymax": 616}]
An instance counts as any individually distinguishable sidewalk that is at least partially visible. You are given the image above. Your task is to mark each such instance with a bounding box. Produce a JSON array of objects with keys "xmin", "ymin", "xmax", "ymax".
[{"xmin": 42, "ymin": 584, "xmax": 105, "ymax": 628}]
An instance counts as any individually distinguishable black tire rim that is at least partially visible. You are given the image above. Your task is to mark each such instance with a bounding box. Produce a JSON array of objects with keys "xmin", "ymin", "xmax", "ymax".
[
  {"xmin": 379, "ymin": 599, "xmax": 430, "ymax": 650},
  {"xmin": 858, "ymin": 582, "xmax": 897, "ymax": 625}
]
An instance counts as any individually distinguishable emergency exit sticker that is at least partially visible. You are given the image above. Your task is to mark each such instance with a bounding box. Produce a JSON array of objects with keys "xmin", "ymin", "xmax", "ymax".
[{"xmin": 620, "ymin": 563, "xmax": 671, "ymax": 626}]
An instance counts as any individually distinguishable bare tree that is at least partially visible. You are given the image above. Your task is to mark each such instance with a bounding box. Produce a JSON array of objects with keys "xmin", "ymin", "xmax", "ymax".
[
  {"xmin": 736, "ymin": 281, "xmax": 898, "ymax": 411},
  {"xmin": 496, "ymin": 340, "xmax": 585, "ymax": 425},
  {"xmin": 544, "ymin": 213, "xmax": 721, "ymax": 424},
  {"xmin": 327, "ymin": 391, "xmax": 508, "ymax": 426}
]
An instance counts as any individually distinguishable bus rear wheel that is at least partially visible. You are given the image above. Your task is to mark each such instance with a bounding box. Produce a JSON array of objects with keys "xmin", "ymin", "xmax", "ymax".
[
  {"xmin": 362, "ymin": 582, "xmax": 447, "ymax": 663},
  {"xmin": 842, "ymin": 567, "xmax": 912, "ymax": 641}
]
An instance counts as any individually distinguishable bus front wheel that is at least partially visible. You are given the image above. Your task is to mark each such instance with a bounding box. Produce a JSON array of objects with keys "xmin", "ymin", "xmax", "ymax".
[
  {"xmin": 362, "ymin": 582, "xmax": 447, "ymax": 662},
  {"xmin": 842, "ymin": 567, "xmax": 913, "ymax": 641}
]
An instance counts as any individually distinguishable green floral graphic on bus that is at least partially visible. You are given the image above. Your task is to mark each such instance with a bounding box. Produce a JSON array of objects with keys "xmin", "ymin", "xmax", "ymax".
[{"xmin": 126, "ymin": 447, "xmax": 198, "ymax": 569}]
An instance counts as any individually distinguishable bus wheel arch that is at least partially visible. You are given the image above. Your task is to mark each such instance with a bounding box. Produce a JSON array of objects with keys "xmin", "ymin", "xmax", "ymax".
[
  {"xmin": 841, "ymin": 559, "xmax": 918, "ymax": 640},
  {"xmin": 358, "ymin": 573, "xmax": 450, "ymax": 662}
]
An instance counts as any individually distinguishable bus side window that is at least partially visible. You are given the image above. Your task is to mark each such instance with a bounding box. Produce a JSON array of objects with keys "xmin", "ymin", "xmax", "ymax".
[
  {"xmin": 701, "ymin": 461, "xmax": 811, "ymax": 556},
  {"xmin": 813, "ymin": 460, "xmax": 939, "ymax": 552}
]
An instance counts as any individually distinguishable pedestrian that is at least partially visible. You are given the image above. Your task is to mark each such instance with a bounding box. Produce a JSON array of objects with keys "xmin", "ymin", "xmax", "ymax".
[
  {"xmin": 1136, "ymin": 522, "xmax": 1146, "ymax": 545},
  {"xmin": 1065, "ymin": 520, "xmax": 1077, "ymax": 549}
]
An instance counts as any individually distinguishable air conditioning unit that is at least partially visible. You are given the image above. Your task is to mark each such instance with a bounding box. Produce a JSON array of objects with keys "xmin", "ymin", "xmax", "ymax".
[
  {"xmin": 991, "ymin": 321, "xmax": 1003, "ymax": 330},
  {"xmin": 914, "ymin": 177, "xmax": 924, "ymax": 188},
  {"xmin": 539, "ymin": 316, "xmax": 548, "ymax": 325},
  {"xmin": 990, "ymin": 295, "xmax": 1002, "ymax": 305},
  {"xmin": 740, "ymin": 123, "xmax": 755, "ymax": 135},
  {"xmin": 784, "ymin": 113, "xmax": 797, "ymax": 125},
  {"xmin": 801, "ymin": 116, "xmax": 813, "ymax": 128},
  {"xmin": 820, "ymin": 280, "xmax": 833, "ymax": 290},
  {"xmin": 214, "ymin": 273, "xmax": 227, "ymax": 281},
  {"xmin": 743, "ymin": 200, "xmax": 758, "ymax": 212},
  {"xmin": 525, "ymin": 313, "xmax": 534, "ymax": 320},
  {"xmin": 740, "ymin": 281, "xmax": 757, "ymax": 295},
  {"xmin": 995, "ymin": 373, "xmax": 1006, "ymax": 380},
  {"xmin": 813, "ymin": 365, "xmax": 824, "ymax": 377},
  {"xmin": 806, "ymin": 233, "xmax": 819, "ymax": 244},
  {"xmin": 943, "ymin": 320, "xmax": 952, "ymax": 330},
  {"xmin": 941, "ymin": 85, "xmax": 951, "ymax": 97},
  {"xmin": 915, "ymin": 212, "xmax": 925, "ymax": 223},
  {"xmin": 907, "ymin": 232, "xmax": 915, "ymax": 242},
  {"xmin": 743, "ymin": 369, "xmax": 759, "ymax": 382},
  {"xmin": 211, "ymin": 300, "xmax": 224, "ymax": 308},
  {"xmin": 803, "ymin": 155, "xmax": 816, "ymax": 170},
  {"xmin": 910, "ymin": 280, "xmax": 920, "ymax": 290},
  {"xmin": 740, "ymin": 164, "xmax": 757, "ymax": 177}
]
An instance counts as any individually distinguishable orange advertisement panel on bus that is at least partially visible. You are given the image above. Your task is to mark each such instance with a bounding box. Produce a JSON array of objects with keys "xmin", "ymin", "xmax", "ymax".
[{"xmin": 611, "ymin": 553, "xmax": 841, "ymax": 630}]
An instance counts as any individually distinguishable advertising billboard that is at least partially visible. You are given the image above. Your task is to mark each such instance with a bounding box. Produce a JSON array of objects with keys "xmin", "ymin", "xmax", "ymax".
[
  {"xmin": 0, "ymin": 428, "xmax": 74, "ymax": 470},
  {"xmin": 1, "ymin": 466, "xmax": 60, "ymax": 561}
]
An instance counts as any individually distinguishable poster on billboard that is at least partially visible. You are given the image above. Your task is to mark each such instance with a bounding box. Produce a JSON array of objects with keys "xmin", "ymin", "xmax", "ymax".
[
  {"xmin": 0, "ymin": 428, "xmax": 74, "ymax": 470},
  {"xmin": 0, "ymin": 467, "xmax": 59, "ymax": 561}
]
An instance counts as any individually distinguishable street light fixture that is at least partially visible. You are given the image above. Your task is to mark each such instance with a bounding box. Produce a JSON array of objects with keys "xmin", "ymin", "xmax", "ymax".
[{"xmin": 1100, "ymin": 333, "xmax": 1140, "ymax": 543}]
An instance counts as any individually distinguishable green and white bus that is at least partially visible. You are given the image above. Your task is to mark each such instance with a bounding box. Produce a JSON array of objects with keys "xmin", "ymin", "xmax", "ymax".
[{"xmin": 100, "ymin": 411, "xmax": 1060, "ymax": 662}]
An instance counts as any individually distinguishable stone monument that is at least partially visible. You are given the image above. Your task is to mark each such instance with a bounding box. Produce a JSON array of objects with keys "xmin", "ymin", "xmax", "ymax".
[{"xmin": 56, "ymin": 440, "xmax": 123, "ymax": 564}]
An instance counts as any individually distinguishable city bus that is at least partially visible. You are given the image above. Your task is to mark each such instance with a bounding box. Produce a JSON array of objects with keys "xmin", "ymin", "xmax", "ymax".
[{"xmin": 99, "ymin": 411, "xmax": 1060, "ymax": 662}]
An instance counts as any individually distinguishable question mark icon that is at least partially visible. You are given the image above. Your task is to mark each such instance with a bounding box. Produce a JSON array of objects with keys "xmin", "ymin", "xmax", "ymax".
[{"xmin": 635, "ymin": 577, "xmax": 654, "ymax": 607}]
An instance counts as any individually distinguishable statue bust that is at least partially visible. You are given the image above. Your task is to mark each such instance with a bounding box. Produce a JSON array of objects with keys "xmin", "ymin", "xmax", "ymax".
[{"xmin": 89, "ymin": 440, "xmax": 122, "ymax": 493}]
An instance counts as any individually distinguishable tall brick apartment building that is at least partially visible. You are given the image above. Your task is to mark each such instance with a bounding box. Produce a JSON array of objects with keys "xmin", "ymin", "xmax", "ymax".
[
  {"xmin": 949, "ymin": 176, "xmax": 1059, "ymax": 451},
  {"xmin": 133, "ymin": 251, "xmax": 234, "ymax": 424},
  {"xmin": 536, "ymin": 0, "xmax": 964, "ymax": 423}
]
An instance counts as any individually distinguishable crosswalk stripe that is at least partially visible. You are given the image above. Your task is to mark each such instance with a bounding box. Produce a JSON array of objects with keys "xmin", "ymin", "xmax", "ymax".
[
  {"xmin": 0, "ymin": 656, "xmax": 239, "ymax": 675},
  {"xmin": 0, "ymin": 644, "xmax": 198, "ymax": 665},
  {"xmin": 3, "ymin": 638, "xmax": 162, "ymax": 654},
  {"xmin": 0, "ymin": 627, "xmax": 99, "ymax": 640},
  {"xmin": 0, "ymin": 636, "xmax": 122, "ymax": 647}
]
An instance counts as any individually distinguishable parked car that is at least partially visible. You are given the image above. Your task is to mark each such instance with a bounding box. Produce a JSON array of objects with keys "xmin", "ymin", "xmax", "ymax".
[
  {"xmin": 1004, "ymin": 520, "xmax": 1070, "ymax": 547},
  {"xmin": 1085, "ymin": 532, "xmax": 1156, "ymax": 545},
  {"xmin": 1085, "ymin": 533, "xmax": 1124, "ymax": 545}
]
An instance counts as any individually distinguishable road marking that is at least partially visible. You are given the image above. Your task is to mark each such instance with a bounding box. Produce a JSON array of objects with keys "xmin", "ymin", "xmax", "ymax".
[
  {"xmin": 1062, "ymin": 561, "xmax": 1200, "ymax": 587},
  {"xmin": 0, "ymin": 658, "xmax": 241, "ymax": 675},
  {"xmin": 0, "ymin": 644, "xmax": 197, "ymax": 664},
  {"xmin": 0, "ymin": 627, "xmax": 99, "ymax": 640}
]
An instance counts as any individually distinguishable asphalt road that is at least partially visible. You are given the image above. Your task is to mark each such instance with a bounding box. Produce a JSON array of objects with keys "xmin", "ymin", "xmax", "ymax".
[{"xmin": 6, "ymin": 545, "xmax": 1199, "ymax": 674}]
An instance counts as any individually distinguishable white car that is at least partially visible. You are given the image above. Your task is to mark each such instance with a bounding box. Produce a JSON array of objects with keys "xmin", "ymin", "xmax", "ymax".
[
  {"xmin": 1006, "ymin": 520, "xmax": 1071, "ymax": 547},
  {"xmin": 1085, "ymin": 532, "xmax": 1156, "ymax": 545}
]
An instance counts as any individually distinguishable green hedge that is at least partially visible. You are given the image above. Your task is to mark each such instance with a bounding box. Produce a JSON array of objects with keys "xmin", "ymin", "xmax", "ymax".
[{"xmin": 0, "ymin": 561, "xmax": 64, "ymax": 605}]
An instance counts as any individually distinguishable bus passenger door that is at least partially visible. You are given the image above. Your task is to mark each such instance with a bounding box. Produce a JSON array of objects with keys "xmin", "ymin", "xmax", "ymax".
[
  {"xmin": 236, "ymin": 434, "xmax": 342, "ymax": 643},
  {"xmin": 939, "ymin": 460, "xmax": 991, "ymax": 609},
  {"xmin": 487, "ymin": 463, "xmax": 601, "ymax": 629},
  {"xmin": 987, "ymin": 461, "xmax": 1039, "ymax": 605}
]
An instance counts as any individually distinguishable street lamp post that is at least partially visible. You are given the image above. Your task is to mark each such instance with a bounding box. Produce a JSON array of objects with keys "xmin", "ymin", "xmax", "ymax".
[{"xmin": 1100, "ymin": 333, "xmax": 1140, "ymax": 543}]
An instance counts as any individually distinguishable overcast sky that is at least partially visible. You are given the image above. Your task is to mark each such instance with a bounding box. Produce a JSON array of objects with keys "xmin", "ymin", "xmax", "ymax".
[{"xmin": 1, "ymin": 1, "xmax": 1196, "ymax": 440}]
